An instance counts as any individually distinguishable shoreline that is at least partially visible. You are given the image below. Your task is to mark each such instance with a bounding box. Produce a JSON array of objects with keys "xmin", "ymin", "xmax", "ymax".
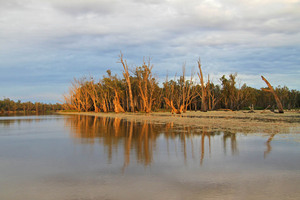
[{"xmin": 59, "ymin": 110, "xmax": 300, "ymax": 134}]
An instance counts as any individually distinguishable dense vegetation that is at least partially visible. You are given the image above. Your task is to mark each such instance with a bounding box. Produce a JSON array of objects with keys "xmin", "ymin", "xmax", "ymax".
[
  {"xmin": 0, "ymin": 98, "xmax": 62, "ymax": 114},
  {"xmin": 63, "ymin": 55, "xmax": 300, "ymax": 113}
]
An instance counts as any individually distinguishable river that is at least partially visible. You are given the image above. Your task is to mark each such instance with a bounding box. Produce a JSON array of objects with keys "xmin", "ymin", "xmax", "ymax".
[{"xmin": 0, "ymin": 114, "xmax": 299, "ymax": 200}]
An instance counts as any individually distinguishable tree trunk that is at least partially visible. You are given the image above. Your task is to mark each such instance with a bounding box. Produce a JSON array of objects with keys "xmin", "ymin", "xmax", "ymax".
[
  {"xmin": 119, "ymin": 54, "xmax": 135, "ymax": 112},
  {"xmin": 164, "ymin": 97, "xmax": 182, "ymax": 114},
  {"xmin": 261, "ymin": 76, "xmax": 284, "ymax": 113},
  {"xmin": 102, "ymin": 98, "xmax": 108, "ymax": 113},
  {"xmin": 197, "ymin": 59, "xmax": 207, "ymax": 112},
  {"xmin": 113, "ymin": 90, "xmax": 125, "ymax": 113},
  {"xmin": 207, "ymin": 75, "xmax": 212, "ymax": 110}
]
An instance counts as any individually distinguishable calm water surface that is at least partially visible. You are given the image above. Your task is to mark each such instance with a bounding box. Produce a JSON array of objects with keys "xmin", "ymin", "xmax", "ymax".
[{"xmin": 0, "ymin": 115, "xmax": 299, "ymax": 200}]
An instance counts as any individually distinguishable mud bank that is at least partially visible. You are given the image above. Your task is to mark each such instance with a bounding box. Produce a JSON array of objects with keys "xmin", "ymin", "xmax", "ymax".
[{"xmin": 59, "ymin": 110, "xmax": 300, "ymax": 134}]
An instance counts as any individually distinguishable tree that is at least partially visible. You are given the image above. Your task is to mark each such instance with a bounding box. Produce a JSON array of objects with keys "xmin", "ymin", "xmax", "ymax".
[
  {"xmin": 105, "ymin": 70, "xmax": 125, "ymax": 113},
  {"xmin": 62, "ymin": 56, "xmax": 299, "ymax": 113},
  {"xmin": 135, "ymin": 59, "xmax": 157, "ymax": 113},
  {"xmin": 86, "ymin": 77, "xmax": 101, "ymax": 113},
  {"xmin": 163, "ymin": 65, "xmax": 197, "ymax": 114},
  {"xmin": 119, "ymin": 53, "xmax": 135, "ymax": 112},
  {"xmin": 261, "ymin": 76, "xmax": 284, "ymax": 113},
  {"xmin": 197, "ymin": 59, "xmax": 207, "ymax": 112}
]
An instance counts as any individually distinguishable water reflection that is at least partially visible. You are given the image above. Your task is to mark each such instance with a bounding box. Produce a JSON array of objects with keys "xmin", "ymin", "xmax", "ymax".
[
  {"xmin": 65, "ymin": 115, "xmax": 242, "ymax": 168},
  {"xmin": 0, "ymin": 115, "xmax": 64, "ymax": 130},
  {"xmin": 223, "ymin": 132, "xmax": 238, "ymax": 156},
  {"xmin": 1, "ymin": 115, "xmax": 299, "ymax": 200},
  {"xmin": 264, "ymin": 133, "xmax": 276, "ymax": 158}
]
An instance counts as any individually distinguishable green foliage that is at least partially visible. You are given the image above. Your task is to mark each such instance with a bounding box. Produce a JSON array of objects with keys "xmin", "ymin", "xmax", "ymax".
[{"xmin": 0, "ymin": 98, "xmax": 63, "ymax": 113}]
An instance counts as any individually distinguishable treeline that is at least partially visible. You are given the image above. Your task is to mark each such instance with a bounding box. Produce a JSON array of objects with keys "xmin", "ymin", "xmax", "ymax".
[
  {"xmin": 0, "ymin": 98, "xmax": 62, "ymax": 114},
  {"xmin": 63, "ymin": 55, "xmax": 300, "ymax": 113}
]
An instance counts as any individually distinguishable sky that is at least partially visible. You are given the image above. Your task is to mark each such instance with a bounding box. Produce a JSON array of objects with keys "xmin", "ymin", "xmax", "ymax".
[{"xmin": 0, "ymin": 0, "xmax": 299, "ymax": 103}]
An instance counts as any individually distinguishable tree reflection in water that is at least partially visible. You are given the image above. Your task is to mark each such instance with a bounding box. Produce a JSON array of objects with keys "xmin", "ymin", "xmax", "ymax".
[
  {"xmin": 64, "ymin": 115, "xmax": 277, "ymax": 169},
  {"xmin": 264, "ymin": 133, "xmax": 277, "ymax": 159}
]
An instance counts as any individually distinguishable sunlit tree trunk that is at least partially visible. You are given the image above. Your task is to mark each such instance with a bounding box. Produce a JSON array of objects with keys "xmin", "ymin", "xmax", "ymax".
[
  {"xmin": 119, "ymin": 53, "xmax": 135, "ymax": 112},
  {"xmin": 135, "ymin": 59, "xmax": 156, "ymax": 113},
  {"xmin": 183, "ymin": 66, "xmax": 198, "ymax": 113},
  {"xmin": 87, "ymin": 78, "xmax": 100, "ymax": 113},
  {"xmin": 261, "ymin": 76, "xmax": 284, "ymax": 113},
  {"xmin": 163, "ymin": 65, "xmax": 197, "ymax": 114},
  {"xmin": 113, "ymin": 90, "xmax": 125, "ymax": 113},
  {"xmin": 207, "ymin": 75, "xmax": 212, "ymax": 110},
  {"xmin": 197, "ymin": 59, "xmax": 207, "ymax": 112},
  {"xmin": 164, "ymin": 97, "xmax": 183, "ymax": 114},
  {"xmin": 102, "ymin": 98, "xmax": 108, "ymax": 113}
]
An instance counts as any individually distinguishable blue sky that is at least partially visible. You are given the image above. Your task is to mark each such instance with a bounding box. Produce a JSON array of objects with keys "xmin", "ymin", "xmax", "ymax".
[{"xmin": 0, "ymin": 0, "xmax": 299, "ymax": 103}]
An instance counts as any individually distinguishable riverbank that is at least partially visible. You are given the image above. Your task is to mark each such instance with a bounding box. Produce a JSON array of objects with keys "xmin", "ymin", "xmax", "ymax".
[{"xmin": 59, "ymin": 110, "xmax": 300, "ymax": 134}]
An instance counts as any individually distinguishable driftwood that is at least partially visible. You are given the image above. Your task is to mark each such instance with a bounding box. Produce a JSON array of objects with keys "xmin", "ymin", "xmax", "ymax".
[{"xmin": 261, "ymin": 76, "xmax": 284, "ymax": 113}]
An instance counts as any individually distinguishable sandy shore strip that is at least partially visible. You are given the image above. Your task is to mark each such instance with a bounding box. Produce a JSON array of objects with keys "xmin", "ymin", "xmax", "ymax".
[{"xmin": 59, "ymin": 110, "xmax": 300, "ymax": 134}]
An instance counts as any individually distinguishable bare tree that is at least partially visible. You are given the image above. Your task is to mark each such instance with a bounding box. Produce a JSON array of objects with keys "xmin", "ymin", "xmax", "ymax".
[
  {"xmin": 113, "ymin": 90, "xmax": 125, "ymax": 113},
  {"xmin": 163, "ymin": 97, "xmax": 183, "ymax": 114},
  {"xmin": 197, "ymin": 59, "xmax": 207, "ymax": 112},
  {"xmin": 183, "ymin": 74, "xmax": 198, "ymax": 112},
  {"xmin": 119, "ymin": 53, "xmax": 135, "ymax": 112},
  {"xmin": 86, "ymin": 77, "xmax": 100, "ymax": 112},
  {"xmin": 163, "ymin": 65, "xmax": 197, "ymax": 114},
  {"xmin": 135, "ymin": 59, "xmax": 156, "ymax": 113},
  {"xmin": 64, "ymin": 78, "xmax": 87, "ymax": 112},
  {"xmin": 207, "ymin": 75, "xmax": 212, "ymax": 110},
  {"xmin": 261, "ymin": 76, "xmax": 284, "ymax": 113}
]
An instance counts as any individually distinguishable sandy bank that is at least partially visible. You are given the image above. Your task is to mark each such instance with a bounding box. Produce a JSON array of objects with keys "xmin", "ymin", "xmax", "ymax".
[{"xmin": 59, "ymin": 110, "xmax": 300, "ymax": 134}]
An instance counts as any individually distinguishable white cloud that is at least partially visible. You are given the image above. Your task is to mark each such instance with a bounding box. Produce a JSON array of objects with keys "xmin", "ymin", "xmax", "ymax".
[
  {"xmin": 0, "ymin": 0, "xmax": 299, "ymax": 101},
  {"xmin": 1, "ymin": 0, "xmax": 299, "ymax": 49}
]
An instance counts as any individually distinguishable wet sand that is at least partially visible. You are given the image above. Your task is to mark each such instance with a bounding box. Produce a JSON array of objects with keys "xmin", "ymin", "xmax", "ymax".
[{"xmin": 59, "ymin": 110, "xmax": 300, "ymax": 134}]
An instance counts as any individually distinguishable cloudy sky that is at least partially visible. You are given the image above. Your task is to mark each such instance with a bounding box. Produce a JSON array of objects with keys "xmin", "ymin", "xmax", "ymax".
[{"xmin": 0, "ymin": 0, "xmax": 299, "ymax": 103}]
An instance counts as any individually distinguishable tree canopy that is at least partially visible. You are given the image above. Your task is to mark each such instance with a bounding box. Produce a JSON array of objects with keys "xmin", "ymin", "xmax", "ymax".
[{"xmin": 62, "ymin": 56, "xmax": 300, "ymax": 113}]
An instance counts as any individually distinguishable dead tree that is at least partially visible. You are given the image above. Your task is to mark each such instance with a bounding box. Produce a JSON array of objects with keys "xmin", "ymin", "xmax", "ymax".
[
  {"xmin": 64, "ymin": 78, "xmax": 88, "ymax": 112},
  {"xmin": 135, "ymin": 59, "xmax": 156, "ymax": 113},
  {"xmin": 113, "ymin": 90, "xmax": 125, "ymax": 113},
  {"xmin": 261, "ymin": 76, "xmax": 284, "ymax": 113},
  {"xmin": 207, "ymin": 75, "xmax": 212, "ymax": 110},
  {"xmin": 182, "ymin": 66, "xmax": 198, "ymax": 113},
  {"xmin": 104, "ymin": 70, "xmax": 125, "ymax": 113},
  {"xmin": 163, "ymin": 97, "xmax": 183, "ymax": 114},
  {"xmin": 87, "ymin": 77, "xmax": 100, "ymax": 113},
  {"xmin": 119, "ymin": 53, "xmax": 135, "ymax": 112},
  {"xmin": 96, "ymin": 82, "xmax": 109, "ymax": 113},
  {"xmin": 163, "ymin": 75, "xmax": 181, "ymax": 113},
  {"xmin": 197, "ymin": 59, "xmax": 207, "ymax": 112},
  {"xmin": 163, "ymin": 65, "xmax": 196, "ymax": 114}
]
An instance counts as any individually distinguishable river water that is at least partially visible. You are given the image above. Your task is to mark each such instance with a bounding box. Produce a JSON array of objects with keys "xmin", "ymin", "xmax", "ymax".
[{"xmin": 0, "ymin": 114, "xmax": 299, "ymax": 200}]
